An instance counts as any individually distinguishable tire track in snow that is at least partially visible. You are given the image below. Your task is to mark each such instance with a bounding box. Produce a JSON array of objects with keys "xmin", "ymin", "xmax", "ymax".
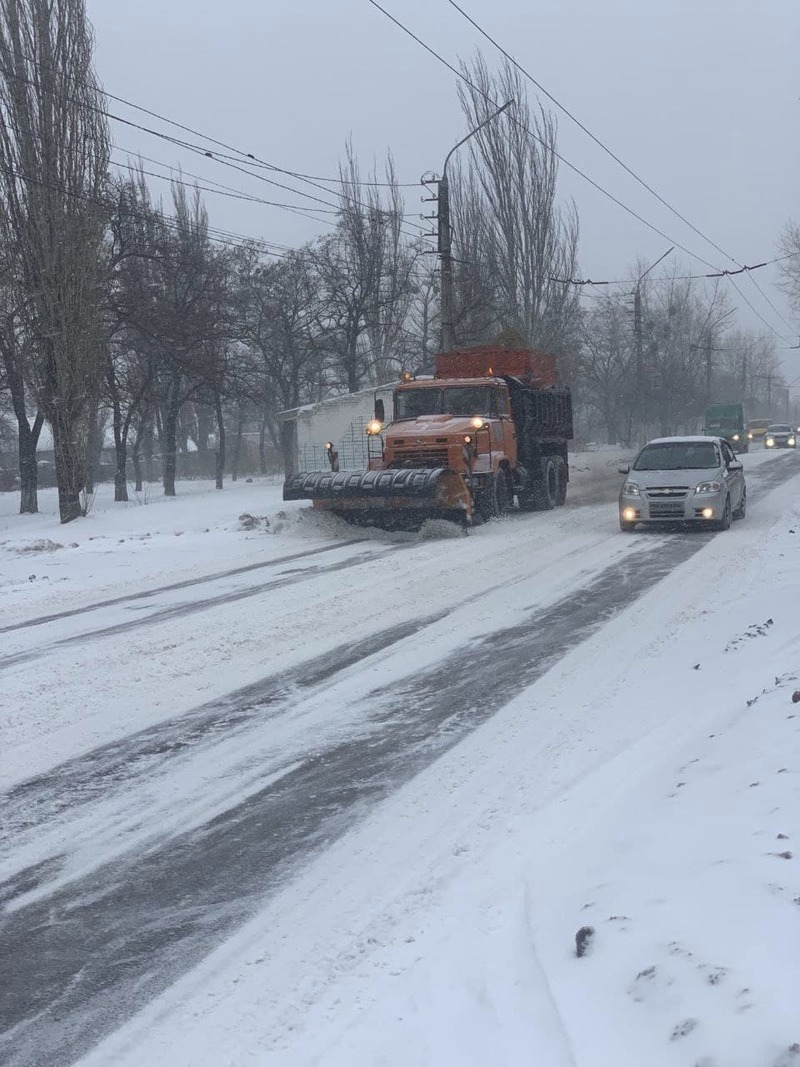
[
  {"xmin": 0, "ymin": 543, "xmax": 408, "ymax": 671},
  {"xmin": 0, "ymin": 538, "xmax": 368, "ymax": 635}
]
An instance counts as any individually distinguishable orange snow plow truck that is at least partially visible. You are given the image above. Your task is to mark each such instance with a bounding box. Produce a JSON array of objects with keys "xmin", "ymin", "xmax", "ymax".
[{"xmin": 283, "ymin": 345, "xmax": 573, "ymax": 530}]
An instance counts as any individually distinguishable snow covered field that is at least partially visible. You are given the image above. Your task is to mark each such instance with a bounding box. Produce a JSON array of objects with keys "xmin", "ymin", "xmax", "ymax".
[{"xmin": 2, "ymin": 447, "xmax": 800, "ymax": 1067}]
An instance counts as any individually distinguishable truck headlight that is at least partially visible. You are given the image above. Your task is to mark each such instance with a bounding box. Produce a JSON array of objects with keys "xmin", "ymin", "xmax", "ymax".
[
  {"xmin": 747, "ymin": 432, "xmax": 753, "ymax": 440},
  {"xmin": 766, "ymin": 437, "xmax": 775, "ymax": 447},
  {"xmin": 366, "ymin": 419, "xmax": 383, "ymax": 435},
  {"xmin": 789, "ymin": 437, "xmax": 796, "ymax": 446},
  {"xmin": 732, "ymin": 434, "xmax": 740, "ymax": 441},
  {"xmin": 470, "ymin": 417, "xmax": 486, "ymax": 429},
  {"xmin": 695, "ymin": 481, "xmax": 721, "ymax": 494}
]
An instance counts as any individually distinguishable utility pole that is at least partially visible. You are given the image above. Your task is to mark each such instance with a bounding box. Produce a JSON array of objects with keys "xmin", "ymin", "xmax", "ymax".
[
  {"xmin": 427, "ymin": 100, "xmax": 513, "ymax": 353},
  {"xmin": 438, "ymin": 172, "xmax": 455, "ymax": 353}
]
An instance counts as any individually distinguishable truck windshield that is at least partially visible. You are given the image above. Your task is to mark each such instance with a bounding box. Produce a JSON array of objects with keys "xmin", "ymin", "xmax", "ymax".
[
  {"xmin": 394, "ymin": 386, "xmax": 492, "ymax": 420},
  {"xmin": 633, "ymin": 442, "xmax": 720, "ymax": 471},
  {"xmin": 394, "ymin": 389, "xmax": 442, "ymax": 419}
]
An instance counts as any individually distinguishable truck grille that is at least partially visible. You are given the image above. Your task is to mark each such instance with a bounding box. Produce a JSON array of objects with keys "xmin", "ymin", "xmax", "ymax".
[{"xmin": 389, "ymin": 447, "xmax": 449, "ymax": 469}]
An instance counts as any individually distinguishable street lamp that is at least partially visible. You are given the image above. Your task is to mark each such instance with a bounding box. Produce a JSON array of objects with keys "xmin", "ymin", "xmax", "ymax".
[
  {"xmin": 433, "ymin": 99, "xmax": 514, "ymax": 352},
  {"xmin": 632, "ymin": 247, "xmax": 673, "ymax": 442}
]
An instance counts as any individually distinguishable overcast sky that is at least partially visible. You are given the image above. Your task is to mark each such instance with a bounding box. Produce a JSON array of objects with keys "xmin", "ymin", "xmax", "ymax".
[{"xmin": 87, "ymin": 0, "xmax": 800, "ymax": 384}]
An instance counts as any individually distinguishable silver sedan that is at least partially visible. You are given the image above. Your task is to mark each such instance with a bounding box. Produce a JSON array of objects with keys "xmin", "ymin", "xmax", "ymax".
[{"xmin": 618, "ymin": 436, "xmax": 746, "ymax": 532}]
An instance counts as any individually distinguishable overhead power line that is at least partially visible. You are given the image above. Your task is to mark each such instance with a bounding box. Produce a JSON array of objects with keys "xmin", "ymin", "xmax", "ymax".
[
  {"xmin": 368, "ymin": 0, "xmax": 796, "ymax": 344},
  {"xmin": 7, "ymin": 165, "xmax": 289, "ymax": 258},
  {"xmin": 447, "ymin": 0, "xmax": 799, "ymax": 343},
  {"xmin": 0, "ymin": 59, "xmax": 431, "ymax": 246},
  {"xmin": 110, "ymin": 154, "xmax": 342, "ymax": 231},
  {"xmin": 367, "ymin": 0, "xmax": 720, "ymax": 271},
  {"xmin": 446, "ymin": 0, "xmax": 742, "ymax": 268},
  {"xmin": 552, "ymin": 256, "xmax": 789, "ymax": 287},
  {"xmin": 1, "ymin": 45, "xmax": 419, "ymax": 189}
]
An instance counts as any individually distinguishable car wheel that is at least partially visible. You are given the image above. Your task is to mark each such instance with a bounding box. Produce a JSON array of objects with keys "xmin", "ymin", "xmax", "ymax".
[
  {"xmin": 733, "ymin": 487, "xmax": 746, "ymax": 520},
  {"xmin": 717, "ymin": 495, "xmax": 732, "ymax": 531}
]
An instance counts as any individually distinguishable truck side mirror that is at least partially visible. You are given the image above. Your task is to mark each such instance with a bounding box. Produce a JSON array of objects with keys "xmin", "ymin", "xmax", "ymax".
[{"xmin": 375, "ymin": 398, "xmax": 385, "ymax": 423}]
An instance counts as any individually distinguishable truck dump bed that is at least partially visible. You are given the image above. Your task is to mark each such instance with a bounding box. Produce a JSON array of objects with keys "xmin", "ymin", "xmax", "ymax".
[{"xmin": 435, "ymin": 346, "xmax": 558, "ymax": 389}]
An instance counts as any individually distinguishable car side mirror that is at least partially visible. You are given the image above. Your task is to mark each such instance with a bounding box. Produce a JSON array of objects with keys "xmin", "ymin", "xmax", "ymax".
[
  {"xmin": 727, "ymin": 461, "xmax": 743, "ymax": 472},
  {"xmin": 618, "ymin": 464, "xmax": 630, "ymax": 474},
  {"xmin": 374, "ymin": 398, "xmax": 385, "ymax": 423}
]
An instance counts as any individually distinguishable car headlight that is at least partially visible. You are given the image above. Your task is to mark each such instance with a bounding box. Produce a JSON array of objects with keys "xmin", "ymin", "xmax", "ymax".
[
  {"xmin": 732, "ymin": 433, "xmax": 740, "ymax": 441},
  {"xmin": 789, "ymin": 437, "xmax": 796, "ymax": 446},
  {"xmin": 747, "ymin": 432, "xmax": 753, "ymax": 440},
  {"xmin": 621, "ymin": 481, "xmax": 641, "ymax": 496},
  {"xmin": 695, "ymin": 480, "xmax": 722, "ymax": 494},
  {"xmin": 766, "ymin": 437, "xmax": 775, "ymax": 447}
]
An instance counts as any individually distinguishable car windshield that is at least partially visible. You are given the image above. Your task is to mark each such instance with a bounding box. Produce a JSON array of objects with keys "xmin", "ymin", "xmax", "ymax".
[
  {"xmin": 633, "ymin": 442, "xmax": 720, "ymax": 471},
  {"xmin": 768, "ymin": 425, "xmax": 791, "ymax": 433},
  {"xmin": 394, "ymin": 386, "xmax": 492, "ymax": 420}
]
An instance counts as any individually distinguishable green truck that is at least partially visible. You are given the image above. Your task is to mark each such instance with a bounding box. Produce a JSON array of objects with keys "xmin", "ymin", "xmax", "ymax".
[{"xmin": 703, "ymin": 403, "xmax": 748, "ymax": 453}]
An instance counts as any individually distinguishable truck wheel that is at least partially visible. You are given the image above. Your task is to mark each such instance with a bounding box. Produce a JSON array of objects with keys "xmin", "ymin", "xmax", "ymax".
[
  {"xmin": 553, "ymin": 457, "xmax": 568, "ymax": 506},
  {"xmin": 495, "ymin": 469, "xmax": 511, "ymax": 516},
  {"xmin": 478, "ymin": 469, "xmax": 511, "ymax": 520},
  {"xmin": 528, "ymin": 457, "xmax": 557, "ymax": 511}
]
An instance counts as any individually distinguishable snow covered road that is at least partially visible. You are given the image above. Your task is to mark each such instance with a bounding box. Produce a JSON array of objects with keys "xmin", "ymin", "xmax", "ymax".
[{"xmin": 2, "ymin": 448, "xmax": 799, "ymax": 1067}]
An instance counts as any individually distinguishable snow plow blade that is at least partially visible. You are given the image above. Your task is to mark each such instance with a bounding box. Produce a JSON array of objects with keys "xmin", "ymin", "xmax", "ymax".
[{"xmin": 283, "ymin": 467, "xmax": 472, "ymax": 529}]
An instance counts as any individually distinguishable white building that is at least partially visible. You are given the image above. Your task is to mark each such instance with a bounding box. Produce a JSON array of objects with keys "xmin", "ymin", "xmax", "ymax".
[{"xmin": 279, "ymin": 384, "xmax": 395, "ymax": 473}]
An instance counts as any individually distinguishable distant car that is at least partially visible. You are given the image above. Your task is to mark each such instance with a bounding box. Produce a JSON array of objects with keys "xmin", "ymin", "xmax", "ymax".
[
  {"xmin": 747, "ymin": 418, "xmax": 772, "ymax": 444},
  {"xmin": 764, "ymin": 424, "xmax": 796, "ymax": 449},
  {"xmin": 618, "ymin": 436, "xmax": 745, "ymax": 533}
]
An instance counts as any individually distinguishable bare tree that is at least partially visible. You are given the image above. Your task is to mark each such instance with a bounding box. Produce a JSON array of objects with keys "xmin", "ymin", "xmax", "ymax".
[
  {"xmin": 452, "ymin": 56, "xmax": 581, "ymax": 358},
  {"xmin": 777, "ymin": 221, "xmax": 800, "ymax": 319},
  {"xmin": 0, "ymin": 0, "xmax": 110, "ymax": 522},
  {"xmin": 150, "ymin": 184, "xmax": 233, "ymax": 496},
  {"xmin": 0, "ymin": 245, "xmax": 43, "ymax": 510},
  {"xmin": 237, "ymin": 246, "xmax": 325, "ymax": 474},
  {"xmin": 313, "ymin": 143, "xmax": 417, "ymax": 392}
]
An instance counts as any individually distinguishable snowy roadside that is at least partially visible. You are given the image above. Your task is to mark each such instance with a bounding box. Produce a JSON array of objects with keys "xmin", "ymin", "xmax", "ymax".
[
  {"xmin": 0, "ymin": 449, "xmax": 632, "ymax": 624},
  {"xmin": 76, "ymin": 457, "xmax": 800, "ymax": 1067}
]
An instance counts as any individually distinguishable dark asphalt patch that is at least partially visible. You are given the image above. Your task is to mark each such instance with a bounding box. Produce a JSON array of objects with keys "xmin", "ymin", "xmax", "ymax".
[{"xmin": 0, "ymin": 610, "xmax": 450, "ymax": 846}]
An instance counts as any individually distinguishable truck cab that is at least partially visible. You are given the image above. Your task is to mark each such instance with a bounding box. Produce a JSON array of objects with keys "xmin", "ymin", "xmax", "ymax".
[{"xmin": 384, "ymin": 378, "xmax": 518, "ymax": 503}]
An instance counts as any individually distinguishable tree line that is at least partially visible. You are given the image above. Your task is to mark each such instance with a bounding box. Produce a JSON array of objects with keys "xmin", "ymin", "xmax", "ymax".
[{"xmin": 0, "ymin": 0, "xmax": 792, "ymax": 522}]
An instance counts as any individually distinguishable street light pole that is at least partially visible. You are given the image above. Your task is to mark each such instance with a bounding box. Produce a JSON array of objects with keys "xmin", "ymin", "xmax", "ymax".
[
  {"xmin": 436, "ymin": 100, "xmax": 513, "ymax": 353},
  {"xmin": 632, "ymin": 247, "xmax": 673, "ymax": 443}
]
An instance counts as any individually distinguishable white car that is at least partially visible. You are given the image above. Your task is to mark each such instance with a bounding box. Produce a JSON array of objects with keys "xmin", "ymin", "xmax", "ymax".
[{"xmin": 618, "ymin": 436, "xmax": 745, "ymax": 532}]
